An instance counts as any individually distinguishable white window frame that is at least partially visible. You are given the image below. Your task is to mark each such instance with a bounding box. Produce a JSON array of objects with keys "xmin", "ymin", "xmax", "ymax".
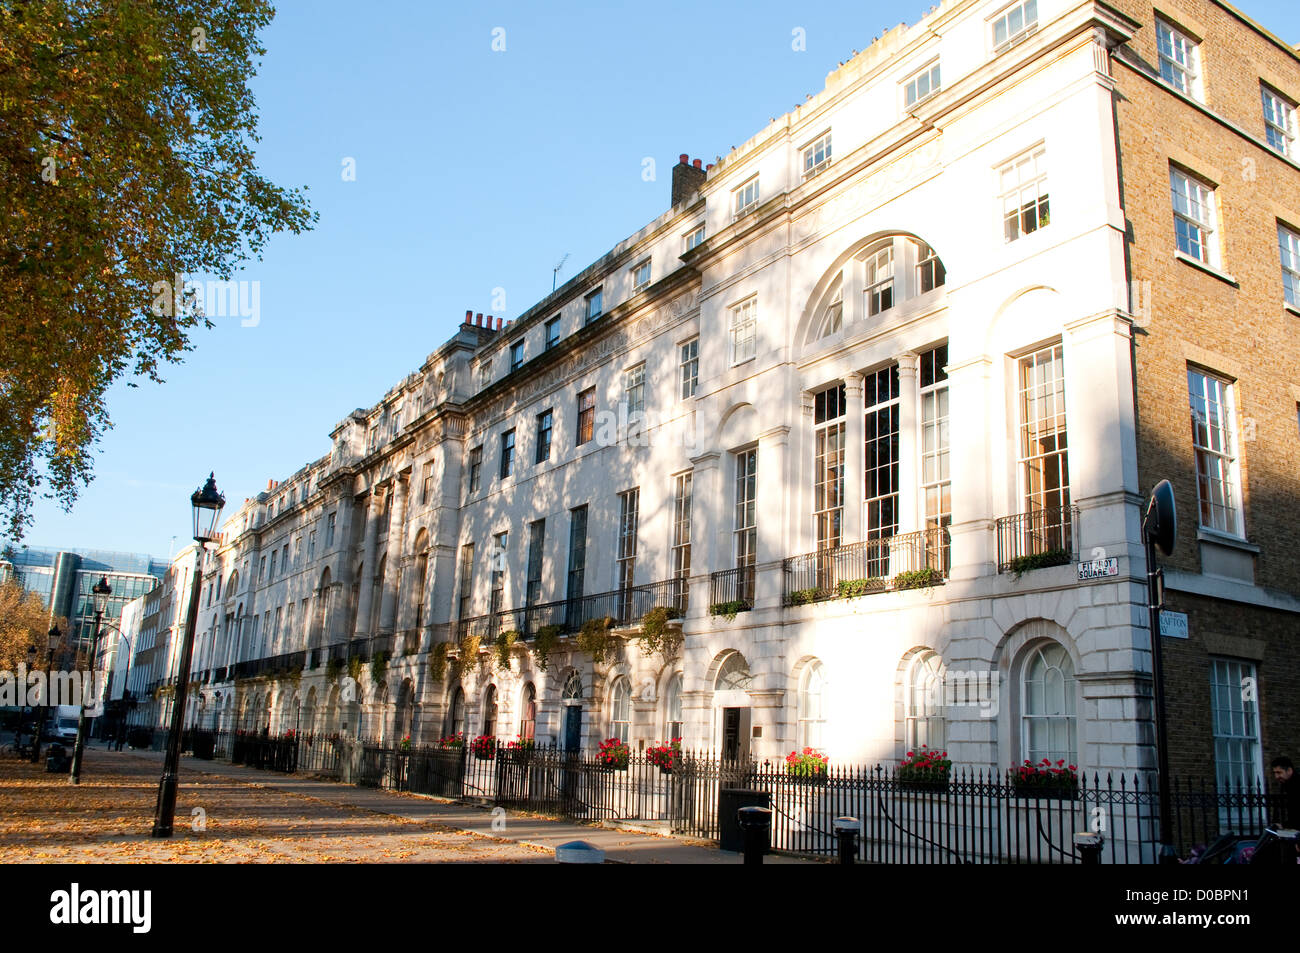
[
  {"xmin": 733, "ymin": 176, "xmax": 760, "ymax": 217},
  {"xmin": 903, "ymin": 61, "xmax": 941, "ymax": 108},
  {"xmin": 610, "ymin": 677, "xmax": 631, "ymax": 744},
  {"xmin": 999, "ymin": 145, "xmax": 1049, "ymax": 243},
  {"xmin": 623, "ymin": 362, "xmax": 646, "ymax": 416},
  {"xmin": 734, "ymin": 447, "xmax": 758, "ymax": 571},
  {"xmin": 1262, "ymin": 85, "xmax": 1297, "ymax": 157},
  {"xmin": 679, "ymin": 337, "xmax": 699, "ymax": 400},
  {"xmin": 1210, "ymin": 658, "xmax": 1263, "ymax": 801},
  {"xmin": 865, "ymin": 243, "xmax": 895, "ymax": 315},
  {"xmin": 1170, "ymin": 166, "xmax": 1218, "ymax": 267},
  {"xmin": 1017, "ymin": 343, "xmax": 1071, "ymax": 530},
  {"xmin": 510, "ymin": 340, "xmax": 524, "ymax": 371},
  {"xmin": 1279, "ymin": 222, "xmax": 1300, "ymax": 308},
  {"xmin": 798, "ymin": 661, "xmax": 827, "ymax": 750},
  {"xmin": 1187, "ymin": 367, "xmax": 1244, "ymax": 538},
  {"xmin": 729, "ymin": 297, "xmax": 757, "ymax": 366},
  {"xmin": 813, "ymin": 384, "xmax": 846, "ymax": 551},
  {"xmin": 1156, "ymin": 17, "xmax": 1201, "ymax": 100},
  {"xmin": 1020, "ymin": 641, "xmax": 1078, "ymax": 769},
  {"xmin": 905, "ymin": 652, "xmax": 945, "ymax": 752},
  {"xmin": 545, "ymin": 316, "xmax": 561, "ymax": 350},
  {"xmin": 671, "ymin": 471, "xmax": 692, "ymax": 599},
  {"xmin": 632, "ymin": 259, "xmax": 651, "ymax": 291},
  {"xmin": 585, "ymin": 288, "xmax": 603, "ymax": 324},
  {"xmin": 802, "ymin": 132, "xmax": 832, "ymax": 179},
  {"xmin": 991, "ymin": 0, "xmax": 1038, "ymax": 53},
  {"xmin": 684, "ymin": 223, "xmax": 706, "ymax": 252}
]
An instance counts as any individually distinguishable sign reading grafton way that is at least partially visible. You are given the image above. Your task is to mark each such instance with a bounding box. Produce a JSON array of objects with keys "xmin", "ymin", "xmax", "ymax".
[{"xmin": 1077, "ymin": 557, "xmax": 1120, "ymax": 581}]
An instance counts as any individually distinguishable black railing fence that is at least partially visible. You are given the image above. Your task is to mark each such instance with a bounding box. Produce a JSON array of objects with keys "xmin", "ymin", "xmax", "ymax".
[
  {"xmin": 142, "ymin": 731, "xmax": 1284, "ymax": 863},
  {"xmin": 710, "ymin": 566, "xmax": 756, "ymax": 610},
  {"xmin": 784, "ymin": 528, "xmax": 948, "ymax": 604},
  {"xmin": 996, "ymin": 505, "xmax": 1079, "ymax": 572}
]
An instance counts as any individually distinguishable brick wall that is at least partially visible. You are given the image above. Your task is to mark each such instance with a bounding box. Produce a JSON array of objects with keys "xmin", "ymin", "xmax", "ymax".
[
  {"xmin": 1111, "ymin": 0, "xmax": 1300, "ymax": 593},
  {"xmin": 1108, "ymin": 0, "xmax": 1300, "ymax": 778}
]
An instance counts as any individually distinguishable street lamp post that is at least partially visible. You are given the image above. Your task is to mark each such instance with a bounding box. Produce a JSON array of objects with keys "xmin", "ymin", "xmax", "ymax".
[
  {"xmin": 30, "ymin": 625, "xmax": 60, "ymax": 764},
  {"xmin": 152, "ymin": 473, "xmax": 224, "ymax": 838},
  {"xmin": 69, "ymin": 577, "xmax": 112, "ymax": 784},
  {"xmin": 1142, "ymin": 479, "xmax": 1178, "ymax": 864}
]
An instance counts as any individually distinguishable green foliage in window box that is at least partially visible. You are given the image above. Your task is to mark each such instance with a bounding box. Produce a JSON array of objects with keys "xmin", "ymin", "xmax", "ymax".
[
  {"xmin": 892, "ymin": 568, "xmax": 944, "ymax": 591},
  {"xmin": 495, "ymin": 630, "xmax": 519, "ymax": 671},
  {"xmin": 1008, "ymin": 548, "xmax": 1070, "ymax": 579},
  {"xmin": 709, "ymin": 600, "xmax": 748, "ymax": 620},
  {"xmin": 347, "ymin": 655, "xmax": 363, "ymax": 685},
  {"xmin": 370, "ymin": 650, "xmax": 389, "ymax": 684},
  {"xmin": 835, "ymin": 578, "xmax": 878, "ymax": 599},
  {"xmin": 576, "ymin": 616, "xmax": 618, "ymax": 664},
  {"xmin": 326, "ymin": 658, "xmax": 344, "ymax": 684},
  {"xmin": 787, "ymin": 588, "xmax": 821, "ymax": 606},
  {"xmin": 637, "ymin": 606, "xmax": 683, "ymax": 660},
  {"xmin": 532, "ymin": 625, "xmax": 561, "ymax": 671},
  {"xmin": 429, "ymin": 642, "xmax": 450, "ymax": 682},
  {"xmin": 459, "ymin": 633, "xmax": 481, "ymax": 661}
]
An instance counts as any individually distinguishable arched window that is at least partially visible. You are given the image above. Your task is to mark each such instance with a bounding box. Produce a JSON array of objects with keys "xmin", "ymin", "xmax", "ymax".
[
  {"xmin": 318, "ymin": 568, "xmax": 332, "ymax": 646},
  {"xmin": 905, "ymin": 652, "xmax": 945, "ymax": 750},
  {"xmin": 813, "ymin": 275, "xmax": 844, "ymax": 340},
  {"xmin": 482, "ymin": 685, "xmax": 497, "ymax": 738},
  {"xmin": 798, "ymin": 661, "xmax": 827, "ymax": 749},
  {"xmin": 519, "ymin": 683, "xmax": 537, "ymax": 741},
  {"xmin": 444, "ymin": 687, "xmax": 465, "ymax": 739},
  {"xmin": 1021, "ymin": 642, "xmax": 1077, "ymax": 767},
  {"xmin": 664, "ymin": 674, "xmax": 683, "ymax": 741},
  {"xmin": 369, "ymin": 555, "xmax": 386, "ymax": 636},
  {"xmin": 715, "ymin": 652, "xmax": 752, "ymax": 691},
  {"xmin": 610, "ymin": 678, "xmax": 631, "ymax": 743},
  {"xmin": 563, "ymin": 671, "xmax": 583, "ymax": 702}
]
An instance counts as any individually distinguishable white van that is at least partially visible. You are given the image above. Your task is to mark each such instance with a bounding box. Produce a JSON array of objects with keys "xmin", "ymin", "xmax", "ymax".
[{"xmin": 45, "ymin": 705, "xmax": 81, "ymax": 743}]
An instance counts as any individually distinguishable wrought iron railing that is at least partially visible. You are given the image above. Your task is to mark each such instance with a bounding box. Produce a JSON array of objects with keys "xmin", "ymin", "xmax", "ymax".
[
  {"xmin": 783, "ymin": 528, "xmax": 948, "ymax": 605},
  {"xmin": 710, "ymin": 565, "xmax": 756, "ymax": 612},
  {"xmin": 447, "ymin": 579, "xmax": 689, "ymax": 644},
  {"xmin": 996, "ymin": 505, "xmax": 1079, "ymax": 573}
]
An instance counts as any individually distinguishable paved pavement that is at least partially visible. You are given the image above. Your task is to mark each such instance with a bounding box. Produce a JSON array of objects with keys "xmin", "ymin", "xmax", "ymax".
[{"xmin": 5, "ymin": 745, "xmax": 821, "ymax": 864}]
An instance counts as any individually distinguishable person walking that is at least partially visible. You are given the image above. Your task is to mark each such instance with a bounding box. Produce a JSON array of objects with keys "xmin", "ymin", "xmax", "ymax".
[{"xmin": 1271, "ymin": 756, "xmax": 1300, "ymax": 828}]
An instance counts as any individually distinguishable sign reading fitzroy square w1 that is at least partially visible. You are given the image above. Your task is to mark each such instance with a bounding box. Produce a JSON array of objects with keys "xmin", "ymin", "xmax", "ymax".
[{"xmin": 1077, "ymin": 556, "xmax": 1119, "ymax": 580}]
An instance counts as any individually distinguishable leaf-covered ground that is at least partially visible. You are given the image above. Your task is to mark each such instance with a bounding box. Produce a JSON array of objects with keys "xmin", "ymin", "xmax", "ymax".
[{"xmin": 0, "ymin": 747, "xmax": 549, "ymax": 863}]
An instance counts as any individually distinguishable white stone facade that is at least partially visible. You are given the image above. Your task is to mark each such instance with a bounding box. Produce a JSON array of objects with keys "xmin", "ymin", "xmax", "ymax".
[{"xmin": 150, "ymin": 0, "xmax": 1163, "ymax": 777}]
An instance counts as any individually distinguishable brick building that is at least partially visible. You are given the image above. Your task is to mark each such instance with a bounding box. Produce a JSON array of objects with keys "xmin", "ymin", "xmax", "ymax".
[{"xmin": 1109, "ymin": 0, "xmax": 1300, "ymax": 783}]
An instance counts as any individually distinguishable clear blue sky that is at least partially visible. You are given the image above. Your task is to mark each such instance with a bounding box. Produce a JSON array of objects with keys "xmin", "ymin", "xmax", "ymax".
[{"xmin": 16, "ymin": 0, "xmax": 1298, "ymax": 559}]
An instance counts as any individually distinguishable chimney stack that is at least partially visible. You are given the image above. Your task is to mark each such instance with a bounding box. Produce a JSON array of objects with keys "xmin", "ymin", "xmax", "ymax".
[{"xmin": 672, "ymin": 152, "xmax": 707, "ymax": 207}]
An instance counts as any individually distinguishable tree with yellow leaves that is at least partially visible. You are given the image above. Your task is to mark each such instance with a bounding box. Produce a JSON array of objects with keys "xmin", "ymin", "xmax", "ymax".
[
  {"xmin": 0, "ymin": 0, "xmax": 316, "ymax": 540},
  {"xmin": 0, "ymin": 576, "xmax": 69, "ymax": 671}
]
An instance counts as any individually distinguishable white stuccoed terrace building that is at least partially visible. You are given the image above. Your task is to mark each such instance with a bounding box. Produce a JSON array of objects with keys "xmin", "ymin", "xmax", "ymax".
[{"xmin": 154, "ymin": 0, "xmax": 1157, "ymax": 778}]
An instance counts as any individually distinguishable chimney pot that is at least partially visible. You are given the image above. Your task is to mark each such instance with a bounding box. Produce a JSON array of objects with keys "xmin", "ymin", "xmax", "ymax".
[
  {"xmin": 706, "ymin": 163, "xmax": 714, "ymax": 171},
  {"xmin": 464, "ymin": 309, "xmax": 473, "ymax": 323},
  {"xmin": 476, "ymin": 313, "xmax": 483, "ymax": 326},
  {"xmin": 496, "ymin": 317, "xmax": 503, "ymax": 330},
  {"xmin": 679, "ymin": 153, "xmax": 689, "ymax": 164},
  {"xmin": 693, "ymin": 159, "xmax": 702, "ymax": 169}
]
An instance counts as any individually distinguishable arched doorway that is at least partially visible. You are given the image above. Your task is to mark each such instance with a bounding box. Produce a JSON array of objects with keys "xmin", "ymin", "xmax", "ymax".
[
  {"xmin": 713, "ymin": 651, "xmax": 753, "ymax": 763},
  {"xmin": 561, "ymin": 670, "xmax": 583, "ymax": 751}
]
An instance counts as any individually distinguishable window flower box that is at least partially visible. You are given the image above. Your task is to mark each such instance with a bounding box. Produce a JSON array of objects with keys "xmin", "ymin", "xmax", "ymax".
[
  {"xmin": 786, "ymin": 747, "xmax": 829, "ymax": 784},
  {"xmin": 647, "ymin": 739, "xmax": 681, "ymax": 774},
  {"xmin": 1010, "ymin": 759, "xmax": 1079, "ymax": 799},
  {"xmin": 897, "ymin": 746, "xmax": 951, "ymax": 792},
  {"xmin": 598, "ymin": 737, "xmax": 630, "ymax": 770},
  {"xmin": 471, "ymin": 735, "xmax": 496, "ymax": 760}
]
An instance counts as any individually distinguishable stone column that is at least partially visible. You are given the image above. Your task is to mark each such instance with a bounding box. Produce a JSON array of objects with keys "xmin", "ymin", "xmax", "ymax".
[
  {"xmin": 946, "ymin": 354, "xmax": 995, "ymax": 580},
  {"xmin": 378, "ymin": 475, "xmax": 409, "ymax": 636},
  {"xmin": 687, "ymin": 451, "xmax": 721, "ymax": 619},
  {"xmin": 352, "ymin": 488, "xmax": 383, "ymax": 640},
  {"xmin": 755, "ymin": 425, "xmax": 791, "ymax": 609},
  {"xmin": 841, "ymin": 379, "xmax": 864, "ymax": 545},
  {"xmin": 896, "ymin": 353, "xmax": 920, "ymax": 535}
]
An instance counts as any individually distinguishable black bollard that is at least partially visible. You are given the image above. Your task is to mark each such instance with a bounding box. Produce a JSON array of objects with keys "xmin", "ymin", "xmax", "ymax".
[
  {"xmin": 834, "ymin": 816, "xmax": 859, "ymax": 864},
  {"xmin": 1074, "ymin": 831, "xmax": 1103, "ymax": 864},
  {"xmin": 737, "ymin": 806, "xmax": 772, "ymax": 865}
]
